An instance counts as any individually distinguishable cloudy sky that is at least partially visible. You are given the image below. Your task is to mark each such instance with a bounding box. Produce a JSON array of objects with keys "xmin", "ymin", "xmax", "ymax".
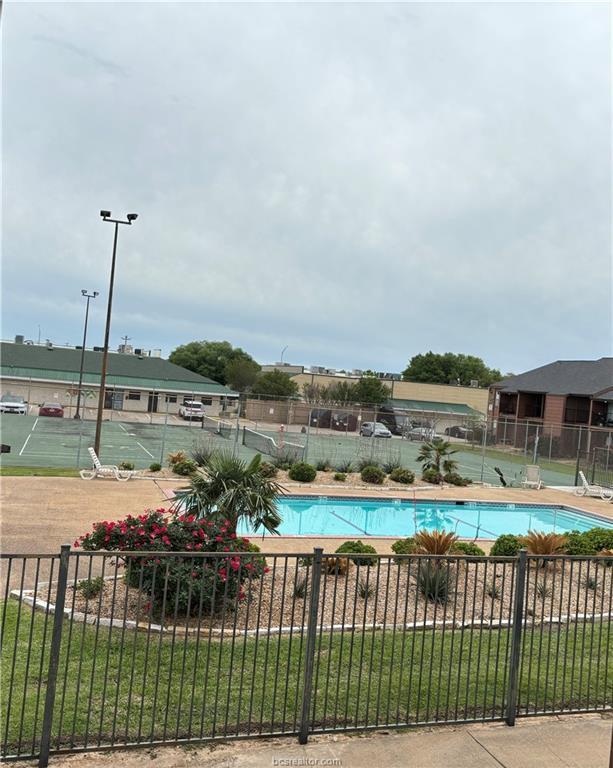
[{"xmin": 3, "ymin": 1, "xmax": 611, "ymax": 375}]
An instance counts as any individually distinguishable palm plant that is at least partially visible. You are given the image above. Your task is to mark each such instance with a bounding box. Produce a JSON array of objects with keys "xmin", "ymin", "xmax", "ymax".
[
  {"xmin": 173, "ymin": 451, "xmax": 283, "ymax": 536},
  {"xmin": 416, "ymin": 439, "xmax": 458, "ymax": 479}
]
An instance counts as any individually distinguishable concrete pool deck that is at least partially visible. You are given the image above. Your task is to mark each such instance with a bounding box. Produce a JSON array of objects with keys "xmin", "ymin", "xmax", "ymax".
[{"xmin": 1, "ymin": 476, "xmax": 612, "ymax": 558}]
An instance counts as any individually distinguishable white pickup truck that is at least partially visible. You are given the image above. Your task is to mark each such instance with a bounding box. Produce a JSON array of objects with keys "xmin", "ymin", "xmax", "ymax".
[{"xmin": 178, "ymin": 400, "xmax": 205, "ymax": 421}]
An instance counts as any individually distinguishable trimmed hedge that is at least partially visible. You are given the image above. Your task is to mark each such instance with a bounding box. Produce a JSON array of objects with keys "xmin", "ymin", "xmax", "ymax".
[
  {"xmin": 335, "ymin": 540, "xmax": 377, "ymax": 566},
  {"xmin": 490, "ymin": 534, "xmax": 522, "ymax": 557},
  {"xmin": 452, "ymin": 542, "xmax": 486, "ymax": 557},
  {"xmin": 288, "ymin": 462, "xmax": 317, "ymax": 482},
  {"xmin": 389, "ymin": 468, "xmax": 415, "ymax": 485},
  {"xmin": 360, "ymin": 465, "xmax": 385, "ymax": 485}
]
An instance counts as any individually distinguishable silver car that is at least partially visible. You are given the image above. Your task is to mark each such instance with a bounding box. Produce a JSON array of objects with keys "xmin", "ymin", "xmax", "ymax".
[
  {"xmin": 0, "ymin": 394, "xmax": 27, "ymax": 415},
  {"xmin": 360, "ymin": 421, "xmax": 393, "ymax": 438}
]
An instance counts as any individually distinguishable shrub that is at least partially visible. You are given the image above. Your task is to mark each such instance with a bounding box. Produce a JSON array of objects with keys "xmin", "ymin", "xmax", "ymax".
[
  {"xmin": 417, "ymin": 561, "xmax": 451, "ymax": 604},
  {"xmin": 191, "ymin": 443, "xmax": 214, "ymax": 467},
  {"xmin": 335, "ymin": 540, "xmax": 377, "ymax": 567},
  {"xmin": 583, "ymin": 527, "xmax": 613, "ymax": 553},
  {"xmin": 443, "ymin": 472, "xmax": 471, "ymax": 486},
  {"xmin": 490, "ymin": 534, "xmax": 522, "ymax": 557},
  {"xmin": 167, "ymin": 450, "xmax": 188, "ymax": 467},
  {"xmin": 486, "ymin": 582, "xmax": 500, "ymax": 599},
  {"xmin": 119, "ymin": 461, "xmax": 135, "ymax": 471},
  {"xmin": 522, "ymin": 531, "xmax": 567, "ymax": 556},
  {"xmin": 536, "ymin": 581, "xmax": 552, "ymax": 600},
  {"xmin": 323, "ymin": 556, "xmax": 351, "ymax": 575},
  {"xmin": 333, "ymin": 472, "xmax": 347, "ymax": 482},
  {"xmin": 565, "ymin": 530, "xmax": 596, "ymax": 556},
  {"xmin": 451, "ymin": 542, "xmax": 486, "ymax": 557},
  {"xmin": 75, "ymin": 510, "xmax": 267, "ymax": 616},
  {"xmin": 584, "ymin": 575, "xmax": 599, "ymax": 591},
  {"xmin": 360, "ymin": 465, "xmax": 385, "ymax": 485},
  {"xmin": 391, "ymin": 537, "xmax": 416, "ymax": 563},
  {"xmin": 357, "ymin": 457, "xmax": 381, "ymax": 472},
  {"xmin": 173, "ymin": 459, "xmax": 197, "ymax": 476},
  {"xmin": 272, "ymin": 456, "xmax": 292, "ymax": 470},
  {"xmin": 76, "ymin": 576, "xmax": 105, "ymax": 600},
  {"xmin": 597, "ymin": 549, "xmax": 613, "ymax": 566},
  {"xmin": 382, "ymin": 459, "xmax": 402, "ymax": 475},
  {"xmin": 259, "ymin": 462, "xmax": 278, "ymax": 478},
  {"xmin": 335, "ymin": 460, "xmax": 354, "ymax": 474},
  {"xmin": 414, "ymin": 529, "xmax": 457, "ymax": 555},
  {"xmin": 421, "ymin": 468, "xmax": 442, "ymax": 485},
  {"xmin": 389, "ymin": 468, "xmax": 415, "ymax": 485},
  {"xmin": 316, "ymin": 459, "xmax": 332, "ymax": 471},
  {"xmin": 288, "ymin": 462, "xmax": 317, "ymax": 482},
  {"xmin": 149, "ymin": 462, "xmax": 162, "ymax": 473}
]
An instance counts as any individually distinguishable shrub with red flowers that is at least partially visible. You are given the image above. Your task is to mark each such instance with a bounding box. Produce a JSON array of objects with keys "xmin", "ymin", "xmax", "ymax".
[{"xmin": 75, "ymin": 509, "xmax": 268, "ymax": 616}]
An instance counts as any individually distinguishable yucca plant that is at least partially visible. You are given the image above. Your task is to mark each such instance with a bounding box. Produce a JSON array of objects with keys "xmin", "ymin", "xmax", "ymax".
[
  {"xmin": 293, "ymin": 573, "xmax": 308, "ymax": 599},
  {"xmin": 417, "ymin": 560, "xmax": 451, "ymax": 604},
  {"xmin": 486, "ymin": 582, "xmax": 501, "ymax": 600},
  {"xmin": 584, "ymin": 575, "xmax": 599, "ymax": 591},
  {"xmin": 535, "ymin": 581, "xmax": 552, "ymax": 600},
  {"xmin": 414, "ymin": 529, "xmax": 458, "ymax": 555},
  {"xmin": 357, "ymin": 576, "xmax": 374, "ymax": 600}
]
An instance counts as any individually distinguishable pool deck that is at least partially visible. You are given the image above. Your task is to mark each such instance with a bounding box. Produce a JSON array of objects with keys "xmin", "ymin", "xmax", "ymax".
[{"xmin": 1, "ymin": 476, "xmax": 612, "ymax": 557}]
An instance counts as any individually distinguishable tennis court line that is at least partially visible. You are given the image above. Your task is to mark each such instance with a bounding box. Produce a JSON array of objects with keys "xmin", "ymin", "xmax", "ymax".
[
  {"xmin": 116, "ymin": 421, "xmax": 154, "ymax": 457},
  {"xmin": 19, "ymin": 417, "xmax": 39, "ymax": 456}
]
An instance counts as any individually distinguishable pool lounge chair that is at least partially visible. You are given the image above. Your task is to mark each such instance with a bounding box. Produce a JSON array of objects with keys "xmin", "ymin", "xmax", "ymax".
[
  {"xmin": 521, "ymin": 465, "xmax": 543, "ymax": 490},
  {"xmin": 575, "ymin": 471, "xmax": 613, "ymax": 501},
  {"xmin": 79, "ymin": 447, "xmax": 133, "ymax": 482}
]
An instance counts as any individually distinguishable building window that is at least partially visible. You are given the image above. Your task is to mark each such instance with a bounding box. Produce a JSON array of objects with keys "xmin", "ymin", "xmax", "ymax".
[
  {"xmin": 165, "ymin": 395, "xmax": 177, "ymax": 404},
  {"xmin": 201, "ymin": 397, "xmax": 213, "ymax": 406},
  {"xmin": 127, "ymin": 391, "xmax": 141, "ymax": 401}
]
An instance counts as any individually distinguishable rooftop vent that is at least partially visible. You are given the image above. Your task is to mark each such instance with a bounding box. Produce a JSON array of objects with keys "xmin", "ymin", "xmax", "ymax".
[
  {"xmin": 14, "ymin": 335, "xmax": 24, "ymax": 344},
  {"xmin": 93, "ymin": 346, "xmax": 104, "ymax": 352}
]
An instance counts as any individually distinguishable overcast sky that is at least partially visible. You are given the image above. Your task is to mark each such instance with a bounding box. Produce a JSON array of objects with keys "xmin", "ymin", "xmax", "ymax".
[{"xmin": 2, "ymin": 2, "xmax": 611, "ymax": 375}]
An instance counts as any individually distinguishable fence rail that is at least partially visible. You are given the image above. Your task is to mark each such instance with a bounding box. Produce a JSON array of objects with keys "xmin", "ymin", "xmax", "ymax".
[{"xmin": 1, "ymin": 549, "xmax": 612, "ymax": 764}]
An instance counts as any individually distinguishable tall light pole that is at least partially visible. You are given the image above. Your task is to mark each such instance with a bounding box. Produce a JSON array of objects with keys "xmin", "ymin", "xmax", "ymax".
[
  {"xmin": 74, "ymin": 290, "xmax": 98, "ymax": 419},
  {"xmin": 94, "ymin": 210, "xmax": 138, "ymax": 455}
]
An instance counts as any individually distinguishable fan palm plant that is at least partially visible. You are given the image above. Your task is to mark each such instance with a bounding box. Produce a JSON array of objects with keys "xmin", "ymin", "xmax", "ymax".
[
  {"xmin": 173, "ymin": 451, "xmax": 283, "ymax": 536},
  {"xmin": 416, "ymin": 439, "xmax": 458, "ymax": 480}
]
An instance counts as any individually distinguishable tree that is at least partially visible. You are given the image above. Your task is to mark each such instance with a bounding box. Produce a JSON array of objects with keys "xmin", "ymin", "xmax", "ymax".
[
  {"xmin": 169, "ymin": 341, "xmax": 258, "ymax": 385},
  {"xmin": 416, "ymin": 438, "xmax": 458, "ymax": 481},
  {"xmin": 352, "ymin": 375, "xmax": 391, "ymax": 405},
  {"xmin": 251, "ymin": 370, "xmax": 299, "ymax": 398},
  {"xmin": 175, "ymin": 452, "xmax": 282, "ymax": 535},
  {"xmin": 402, "ymin": 352, "xmax": 502, "ymax": 387},
  {"xmin": 225, "ymin": 358, "xmax": 261, "ymax": 392}
]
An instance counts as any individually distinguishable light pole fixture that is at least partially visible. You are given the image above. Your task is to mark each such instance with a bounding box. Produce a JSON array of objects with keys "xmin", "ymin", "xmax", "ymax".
[
  {"xmin": 93, "ymin": 210, "xmax": 138, "ymax": 454},
  {"xmin": 74, "ymin": 290, "xmax": 99, "ymax": 419}
]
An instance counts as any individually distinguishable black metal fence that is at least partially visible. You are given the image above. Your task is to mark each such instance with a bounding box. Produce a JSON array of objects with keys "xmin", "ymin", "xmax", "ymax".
[{"xmin": 1, "ymin": 549, "xmax": 611, "ymax": 764}]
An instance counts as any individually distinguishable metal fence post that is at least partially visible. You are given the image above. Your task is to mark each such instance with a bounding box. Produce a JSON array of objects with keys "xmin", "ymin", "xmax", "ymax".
[
  {"xmin": 38, "ymin": 544, "xmax": 70, "ymax": 767},
  {"xmin": 298, "ymin": 547, "xmax": 323, "ymax": 744},
  {"xmin": 505, "ymin": 548, "xmax": 527, "ymax": 726}
]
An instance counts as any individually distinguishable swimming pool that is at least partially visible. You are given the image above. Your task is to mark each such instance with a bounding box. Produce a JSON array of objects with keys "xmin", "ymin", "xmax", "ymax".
[{"xmin": 238, "ymin": 496, "xmax": 613, "ymax": 539}]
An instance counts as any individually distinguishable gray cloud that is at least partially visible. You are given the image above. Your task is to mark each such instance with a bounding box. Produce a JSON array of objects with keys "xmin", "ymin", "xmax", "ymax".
[{"xmin": 3, "ymin": 2, "xmax": 611, "ymax": 374}]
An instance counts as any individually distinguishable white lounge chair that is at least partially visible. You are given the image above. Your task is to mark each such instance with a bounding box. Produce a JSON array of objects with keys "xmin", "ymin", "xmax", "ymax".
[
  {"xmin": 575, "ymin": 471, "xmax": 613, "ymax": 501},
  {"xmin": 521, "ymin": 465, "xmax": 543, "ymax": 490},
  {"xmin": 79, "ymin": 447, "xmax": 133, "ymax": 482}
]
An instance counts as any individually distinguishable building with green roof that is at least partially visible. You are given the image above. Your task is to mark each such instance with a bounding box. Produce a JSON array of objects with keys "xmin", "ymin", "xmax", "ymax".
[{"xmin": 0, "ymin": 340, "xmax": 237, "ymax": 416}]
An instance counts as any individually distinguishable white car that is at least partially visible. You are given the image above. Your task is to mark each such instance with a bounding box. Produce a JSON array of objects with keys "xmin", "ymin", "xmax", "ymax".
[
  {"xmin": 407, "ymin": 427, "xmax": 437, "ymax": 441},
  {"xmin": 179, "ymin": 400, "xmax": 205, "ymax": 421},
  {"xmin": 360, "ymin": 421, "xmax": 393, "ymax": 438},
  {"xmin": 0, "ymin": 394, "xmax": 27, "ymax": 415}
]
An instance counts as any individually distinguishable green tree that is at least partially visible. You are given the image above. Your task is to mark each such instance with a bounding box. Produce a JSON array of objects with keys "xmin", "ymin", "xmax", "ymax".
[
  {"xmin": 352, "ymin": 375, "xmax": 391, "ymax": 405},
  {"xmin": 169, "ymin": 341, "xmax": 258, "ymax": 385},
  {"xmin": 402, "ymin": 352, "xmax": 502, "ymax": 387},
  {"xmin": 225, "ymin": 358, "xmax": 261, "ymax": 392},
  {"xmin": 251, "ymin": 370, "xmax": 299, "ymax": 398},
  {"xmin": 175, "ymin": 452, "xmax": 282, "ymax": 535},
  {"xmin": 416, "ymin": 438, "xmax": 458, "ymax": 480}
]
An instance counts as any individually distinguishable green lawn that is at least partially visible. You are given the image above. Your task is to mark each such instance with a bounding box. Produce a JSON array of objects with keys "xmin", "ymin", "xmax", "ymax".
[
  {"xmin": 2, "ymin": 601, "xmax": 610, "ymax": 757},
  {"xmin": 0, "ymin": 466, "xmax": 80, "ymax": 477}
]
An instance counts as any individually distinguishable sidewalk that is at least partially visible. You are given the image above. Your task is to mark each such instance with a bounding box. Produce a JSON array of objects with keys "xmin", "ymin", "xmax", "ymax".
[{"xmin": 42, "ymin": 714, "xmax": 611, "ymax": 768}]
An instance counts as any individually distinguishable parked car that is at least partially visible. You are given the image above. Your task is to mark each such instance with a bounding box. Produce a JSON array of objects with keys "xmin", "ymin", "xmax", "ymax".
[
  {"xmin": 360, "ymin": 421, "xmax": 393, "ymax": 438},
  {"xmin": 179, "ymin": 400, "xmax": 205, "ymax": 420},
  {"xmin": 407, "ymin": 426, "xmax": 437, "ymax": 441},
  {"xmin": 444, "ymin": 425, "xmax": 473, "ymax": 439},
  {"xmin": 0, "ymin": 394, "xmax": 27, "ymax": 415},
  {"xmin": 309, "ymin": 408, "xmax": 331, "ymax": 429},
  {"xmin": 39, "ymin": 402, "xmax": 64, "ymax": 418}
]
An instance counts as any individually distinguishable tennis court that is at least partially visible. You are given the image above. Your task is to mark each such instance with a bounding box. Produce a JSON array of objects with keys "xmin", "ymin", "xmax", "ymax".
[{"xmin": 0, "ymin": 414, "xmax": 576, "ymax": 486}]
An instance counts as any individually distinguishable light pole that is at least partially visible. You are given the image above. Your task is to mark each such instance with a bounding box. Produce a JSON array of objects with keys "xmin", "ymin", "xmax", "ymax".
[
  {"xmin": 93, "ymin": 210, "xmax": 138, "ymax": 455},
  {"xmin": 74, "ymin": 290, "xmax": 99, "ymax": 419}
]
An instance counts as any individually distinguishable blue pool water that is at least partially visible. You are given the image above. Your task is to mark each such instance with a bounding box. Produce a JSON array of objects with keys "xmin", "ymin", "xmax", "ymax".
[{"xmin": 238, "ymin": 496, "xmax": 613, "ymax": 539}]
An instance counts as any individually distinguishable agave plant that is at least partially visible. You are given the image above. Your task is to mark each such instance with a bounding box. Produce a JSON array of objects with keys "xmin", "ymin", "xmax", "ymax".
[
  {"xmin": 173, "ymin": 451, "xmax": 283, "ymax": 536},
  {"xmin": 522, "ymin": 531, "xmax": 568, "ymax": 556},
  {"xmin": 414, "ymin": 529, "xmax": 458, "ymax": 555},
  {"xmin": 417, "ymin": 560, "xmax": 452, "ymax": 604},
  {"xmin": 416, "ymin": 439, "xmax": 458, "ymax": 476}
]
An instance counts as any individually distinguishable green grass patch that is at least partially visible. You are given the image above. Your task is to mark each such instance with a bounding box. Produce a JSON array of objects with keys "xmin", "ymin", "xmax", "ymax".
[
  {"xmin": 0, "ymin": 466, "xmax": 80, "ymax": 477},
  {"xmin": 2, "ymin": 600, "xmax": 611, "ymax": 756}
]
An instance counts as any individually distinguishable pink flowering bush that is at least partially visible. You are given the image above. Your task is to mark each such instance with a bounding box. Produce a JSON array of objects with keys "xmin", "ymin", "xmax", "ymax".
[{"xmin": 75, "ymin": 509, "xmax": 267, "ymax": 616}]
